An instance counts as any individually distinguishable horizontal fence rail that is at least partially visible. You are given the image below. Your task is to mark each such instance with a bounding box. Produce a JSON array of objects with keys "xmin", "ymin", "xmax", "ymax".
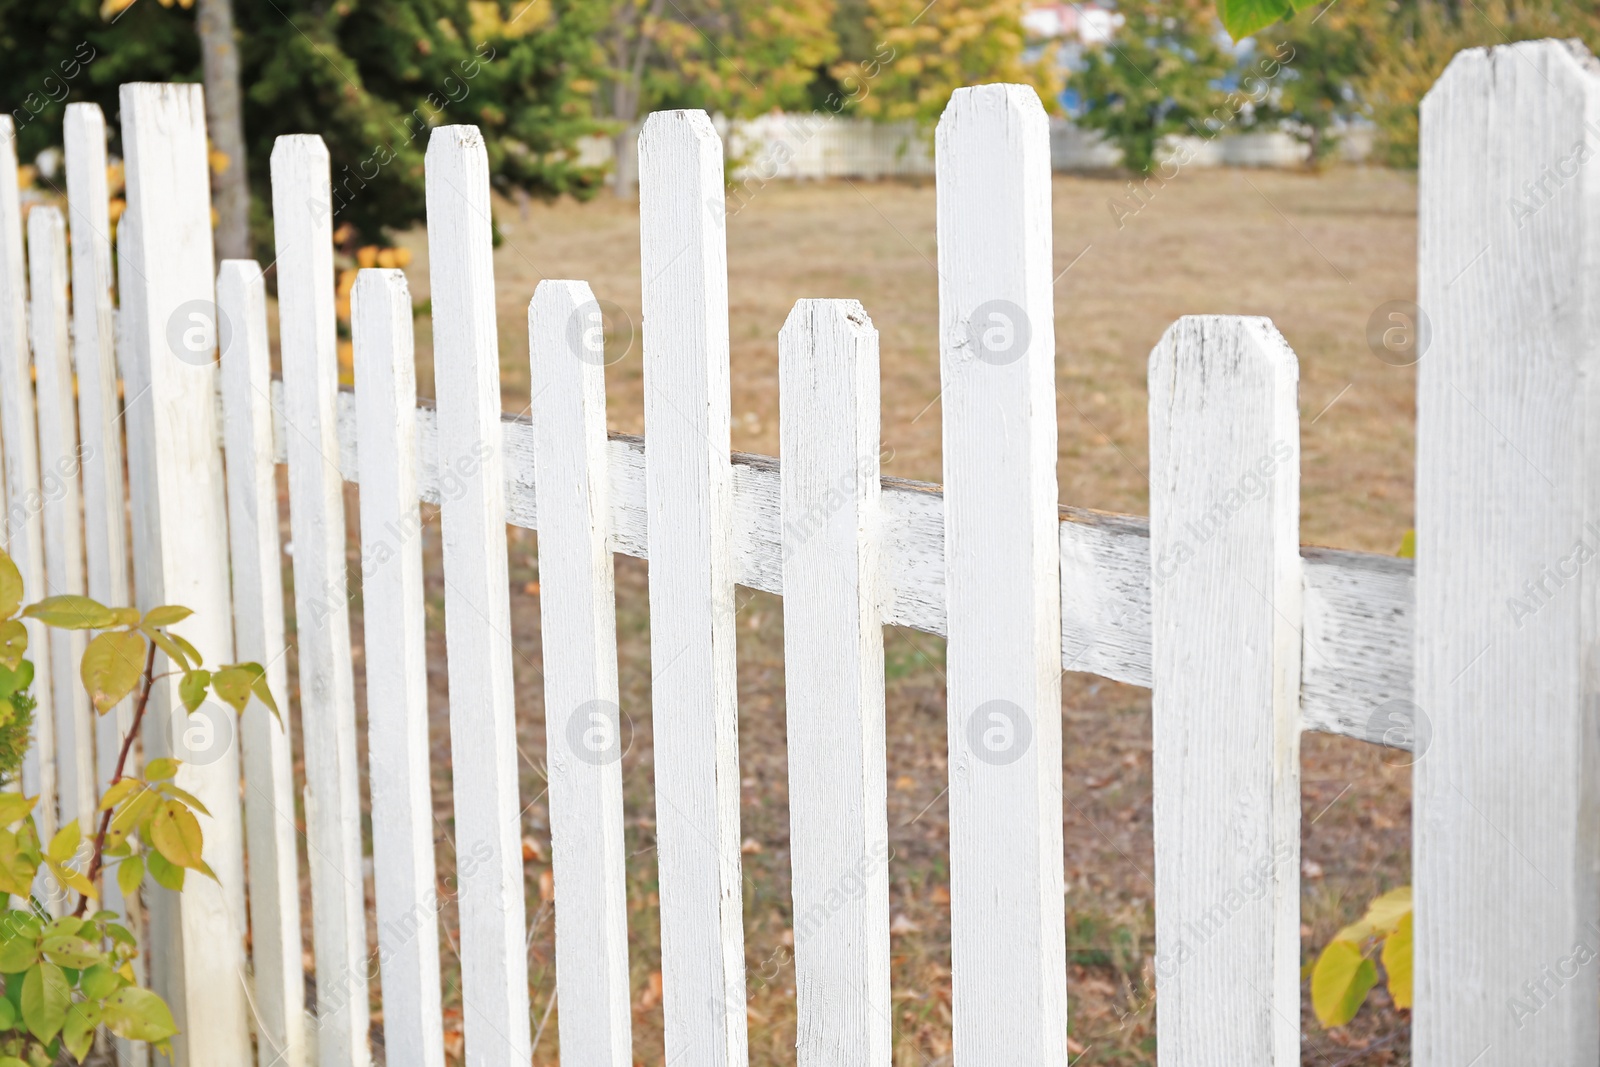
[{"xmin": 260, "ymin": 382, "xmax": 1417, "ymax": 749}]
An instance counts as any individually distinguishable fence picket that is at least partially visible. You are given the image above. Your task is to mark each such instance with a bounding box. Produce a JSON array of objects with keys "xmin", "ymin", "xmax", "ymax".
[
  {"xmin": 352, "ymin": 267, "xmax": 447, "ymax": 1067},
  {"xmin": 269, "ymin": 133, "xmax": 372, "ymax": 1067},
  {"xmin": 64, "ymin": 98, "xmax": 147, "ymax": 1067},
  {"xmin": 64, "ymin": 100, "xmax": 133, "ymax": 863},
  {"xmin": 1148, "ymin": 315, "xmax": 1302, "ymax": 1066},
  {"xmin": 1415, "ymin": 39, "xmax": 1600, "ymax": 1065},
  {"xmin": 26, "ymin": 206, "xmax": 96, "ymax": 842},
  {"xmin": 0, "ymin": 116, "xmax": 57, "ymax": 848},
  {"xmin": 529, "ymin": 279, "xmax": 633, "ymax": 1067},
  {"xmin": 424, "ymin": 125, "xmax": 533, "ymax": 1066},
  {"xmin": 118, "ymin": 81, "xmax": 251, "ymax": 1065},
  {"xmin": 217, "ymin": 260, "xmax": 308, "ymax": 1067},
  {"xmin": 777, "ymin": 299, "xmax": 891, "ymax": 1066},
  {"xmin": 934, "ymin": 84, "xmax": 1067, "ymax": 1065},
  {"xmin": 638, "ymin": 108, "xmax": 749, "ymax": 1067}
]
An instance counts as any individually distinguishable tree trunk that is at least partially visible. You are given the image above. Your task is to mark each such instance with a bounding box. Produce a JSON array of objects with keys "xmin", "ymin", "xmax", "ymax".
[{"xmin": 197, "ymin": 0, "xmax": 250, "ymax": 261}]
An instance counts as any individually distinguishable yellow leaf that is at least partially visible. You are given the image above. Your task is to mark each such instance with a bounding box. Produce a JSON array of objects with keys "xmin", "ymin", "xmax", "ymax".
[
  {"xmin": 1311, "ymin": 939, "xmax": 1379, "ymax": 1028},
  {"xmin": 150, "ymin": 801, "xmax": 205, "ymax": 871},
  {"xmin": 81, "ymin": 631, "xmax": 147, "ymax": 714},
  {"xmin": 0, "ymin": 551, "xmax": 22, "ymax": 619},
  {"xmin": 1361, "ymin": 886, "xmax": 1412, "ymax": 937},
  {"xmin": 0, "ymin": 620, "xmax": 26, "ymax": 670},
  {"xmin": 1383, "ymin": 911, "xmax": 1413, "ymax": 1010}
]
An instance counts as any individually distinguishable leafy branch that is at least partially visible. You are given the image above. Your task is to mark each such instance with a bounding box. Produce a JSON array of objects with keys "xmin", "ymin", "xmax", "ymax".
[{"xmin": 0, "ymin": 550, "xmax": 280, "ymax": 1063}]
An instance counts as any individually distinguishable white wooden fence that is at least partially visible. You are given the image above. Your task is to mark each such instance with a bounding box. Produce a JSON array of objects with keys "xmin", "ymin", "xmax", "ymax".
[{"xmin": 0, "ymin": 36, "xmax": 1587, "ymax": 1067}]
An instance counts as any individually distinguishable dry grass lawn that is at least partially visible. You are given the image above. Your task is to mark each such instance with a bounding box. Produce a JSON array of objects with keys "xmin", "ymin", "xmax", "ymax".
[{"xmin": 301, "ymin": 165, "xmax": 1420, "ymax": 1067}]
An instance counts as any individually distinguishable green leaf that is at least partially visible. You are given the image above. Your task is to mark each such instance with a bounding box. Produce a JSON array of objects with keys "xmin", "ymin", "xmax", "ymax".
[
  {"xmin": 81, "ymin": 632, "xmax": 147, "ymax": 715},
  {"xmin": 22, "ymin": 597, "xmax": 114, "ymax": 631},
  {"xmin": 155, "ymin": 783, "xmax": 210, "ymax": 818},
  {"xmin": 61, "ymin": 1000, "xmax": 100, "ymax": 1062},
  {"xmin": 178, "ymin": 670, "xmax": 210, "ymax": 714},
  {"xmin": 45, "ymin": 821, "xmax": 80, "ymax": 865},
  {"xmin": 141, "ymin": 606, "xmax": 192, "ymax": 627},
  {"xmin": 151, "ymin": 801, "xmax": 205, "ymax": 872},
  {"xmin": 20, "ymin": 962, "xmax": 69, "ymax": 1042},
  {"xmin": 145, "ymin": 851, "xmax": 183, "ymax": 893},
  {"xmin": 101, "ymin": 986, "xmax": 177, "ymax": 1043},
  {"xmin": 211, "ymin": 667, "xmax": 253, "ymax": 714},
  {"xmin": 116, "ymin": 855, "xmax": 144, "ymax": 900},
  {"xmin": 170, "ymin": 633, "xmax": 202, "ymax": 669},
  {"xmin": 142, "ymin": 628, "xmax": 188, "ymax": 672},
  {"xmin": 0, "ymin": 659, "xmax": 29, "ymax": 700},
  {"xmin": 40, "ymin": 935, "xmax": 103, "ymax": 970},
  {"xmin": 1383, "ymin": 910, "xmax": 1413, "ymax": 1010},
  {"xmin": 0, "ymin": 993, "xmax": 15, "ymax": 1029},
  {"xmin": 0, "ymin": 1058, "xmax": 27, "ymax": 1067},
  {"xmin": 0, "ymin": 622, "xmax": 25, "ymax": 672},
  {"xmin": 1216, "ymin": 0, "xmax": 1295, "ymax": 39},
  {"xmin": 1311, "ymin": 938, "xmax": 1379, "ymax": 1028},
  {"xmin": 80, "ymin": 962, "xmax": 121, "ymax": 1000},
  {"xmin": 143, "ymin": 758, "xmax": 179, "ymax": 782},
  {"xmin": 0, "ymin": 553, "xmax": 22, "ymax": 620},
  {"xmin": 0, "ymin": 794, "xmax": 37, "ymax": 827},
  {"xmin": 0, "ymin": 935, "xmax": 38, "ymax": 973},
  {"xmin": 249, "ymin": 670, "xmax": 281, "ymax": 724},
  {"xmin": 106, "ymin": 607, "xmax": 142, "ymax": 628},
  {"xmin": 41, "ymin": 918, "xmax": 82, "ymax": 940}
]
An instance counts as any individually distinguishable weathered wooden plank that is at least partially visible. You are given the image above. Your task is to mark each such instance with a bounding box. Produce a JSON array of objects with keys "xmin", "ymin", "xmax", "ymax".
[
  {"xmin": 269, "ymin": 133, "xmax": 371, "ymax": 1067},
  {"xmin": 118, "ymin": 80, "xmax": 251, "ymax": 1066},
  {"xmin": 294, "ymin": 387, "xmax": 1417, "ymax": 746},
  {"xmin": 528, "ymin": 279, "xmax": 632, "ymax": 1067},
  {"xmin": 216, "ymin": 260, "xmax": 307, "ymax": 1067},
  {"xmin": 0, "ymin": 115, "xmax": 57, "ymax": 843},
  {"xmin": 778, "ymin": 299, "xmax": 891, "ymax": 1067},
  {"xmin": 935, "ymin": 83, "xmax": 1067, "ymax": 1065},
  {"xmin": 638, "ymin": 109, "xmax": 748, "ymax": 1067},
  {"xmin": 64, "ymin": 99, "xmax": 135, "ymax": 867},
  {"xmin": 64, "ymin": 99, "xmax": 147, "ymax": 1067},
  {"xmin": 1415, "ymin": 39, "xmax": 1600, "ymax": 1066},
  {"xmin": 109, "ymin": 128, "xmax": 157, "ymax": 1067},
  {"xmin": 352, "ymin": 268, "xmax": 446, "ymax": 1067},
  {"xmin": 1148, "ymin": 315, "xmax": 1301, "ymax": 1066},
  {"xmin": 27, "ymin": 205, "xmax": 97, "ymax": 842},
  {"xmin": 424, "ymin": 124, "xmax": 532, "ymax": 1066}
]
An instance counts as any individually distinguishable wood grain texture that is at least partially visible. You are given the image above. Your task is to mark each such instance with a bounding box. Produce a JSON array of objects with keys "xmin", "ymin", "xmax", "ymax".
[
  {"xmin": 290, "ymin": 386, "xmax": 1416, "ymax": 746},
  {"xmin": 0, "ymin": 115, "xmax": 57, "ymax": 842},
  {"xmin": 26, "ymin": 206, "xmax": 96, "ymax": 838},
  {"xmin": 118, "ymin": 81, "xmax": 250, "ymax": 1067},
  {"xmin": 111, "ymin": 138, "xmax": 158, "ymax": 1067},
  {"xmin": 935, "ymin": 84, "xmax": 1067, "ymax": 1065},
  {"xmin": 528, "ymin": 280, "xmax": 632, "ymax": 1067},
  {"xmin": 424, "ymin": 125, "xmax": 532, "ymax": 1067},
  {"xmin": 778, "ymin": 300, "xmax": 891, "ymax": 1067},
  {"xmin": 638, "ymin": 109, "xmax": 749, "ymax": 1067},
  {"xmin": 353, "ymin": 268, "xmax": 447, "ymax": 1067},
  {"xmin": 64, "ymin": 101, "xmax": 147, "ymax": 1067},
  {"xmin": 1415, "ymin": 39, "xmax": 1600, "ymax": 1066},
  {"xmin": 269, "ymin": 133, "xmax": 372, "ymax": 1067},
  {"xmin": 217, "ymin": 260, "xmax": 307, "ymax": 1067},
  {"xmin": 1148, "ymin": 315, "xmax": 1301, "ymax": 1067},
  {"xmin": 64, "ymin": 101, "xmax": 136, "ymax": 880}
]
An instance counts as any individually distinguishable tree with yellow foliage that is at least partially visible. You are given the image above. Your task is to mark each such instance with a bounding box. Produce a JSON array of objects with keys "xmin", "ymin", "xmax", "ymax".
[{"xmin": 836, "ymin": 0, "xmax": 1057, "ymax": 124}]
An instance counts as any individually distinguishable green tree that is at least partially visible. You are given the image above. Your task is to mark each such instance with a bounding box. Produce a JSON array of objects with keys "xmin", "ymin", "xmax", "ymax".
[
  {"xmin": 0, "ymin": 0, "xmax": 613, "ymax": 245},
  {"xmin": 1068, "ymin": 0, "xmax": 1233, "ymax": 174},
  {"xmin": 1257, "ymin": 2, "xmax": 1369, "ymax": 166}
]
